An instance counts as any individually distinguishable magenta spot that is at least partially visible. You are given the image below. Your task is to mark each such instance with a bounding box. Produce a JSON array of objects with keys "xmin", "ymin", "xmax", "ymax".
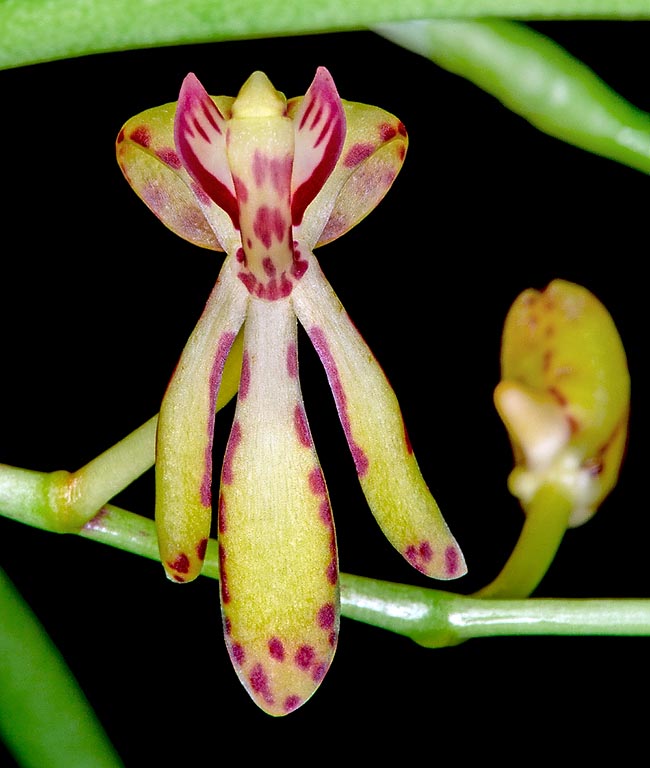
[
  {"xmin": 196, "ymin": 538, "xmax": 208, "ymax": 561},
  {"xmin": 312, "ymin": 662, "xmax": 328, "ymax": 683},
  {"xmin": 129, "ymin": 125, "xmax": 151, "ymax": 147},
  {"xmin": 309, "ymin": 466, "xmax": 326, "ymax": 496},
  {"xmin": 291, "ymin": 253, "xmax": 308, "ymax": 279},
  {"xmin": 252, "ymin": 150, "xmax": 266, "ymax": 187},
  {"xmin": 168, "ymin": 553, "xmax": 190, "ymax": 574},
  {"xmin": 405, "ymin": 545, "xmax": 417, "ymax": 565},
  {"xmin": 236, "ymin": 247, "xmax": 246, "ymax": 264},
  {"xmin": 232, "ymin": 174, "xmax": 249, "ymax": 203},
  {"xmin": 326, "ymin": 558, "xmax": 338, "ymax": 585},
  {"xmin": 445, "ymin": 545, "xmax": 460, "ymax": 576},
  {"xmin": 239, "ymin": 352, "xmax": 251, "ymax": 400},
  {"xmin": 419, "ymin": 541, "xmax": 433, "ymax": 562},
  {"xmin": 270, "ymin": 156, "xmax": 292, "ymax": 197},
  {"xmin": 317, "ymin": 602, "xmax": 336, "ymax": 630},
  {"xmin": 222, "ymin": 421, "xmax": 242, "ymax": 485},
  {"xmin": 238, "ymin": 271, "xmax": 258, "ymax": 294},
  {"xmin": 397, "ymin": 121, "xmax": 407, "ymax": 137},
  {"xmin": 249, "ymin": 664, "xmax": 274, "ymax": 705},
  {"xmin": 403, "ymin": 420, "xmax": 413, "ymax": 455},
  {"xmin": 284, "ymin": 695, "xmax": 302, "ymax": 713},
  {"xmin": 201, "ymin": 331, "xmax": 238, "ymax": 505},
  {"xmin": 308, "ymin": 326, "xmax": 369, "ymax": 477},
  {"xmin": 171, "ymin": 574, "xmax": 186, "ymax": 583},
  {"xmin": 294, "ymin": 404, "xmax": 312, "ymax": 448},
  {"xmin": 224, "ymin": 617, "xmax": 232, "ymax": 635},
  {"xmin": 116, "ymin": 128, "xmax": 125, "ymax": 144},
  {"xmin": 190, "ymin": 180, "xmax": 212, "ymax": 207},
  {"xmin": 268, "ymin": 637, "xmax": 285, "ymax": 662},
  {"xmin": 156, "ymin": 147, "xmax": 182, "ymax": 169},
  {"xmin": 295, "ymin": 645, "xmax": 315, "ymax": 670},
  {"xmin": 218, "ymin": 492, "xmax": 227, "ymax": 534},
  {"xmin": 219, "ymin": 544, "xmax": 230, "ymax": 603},
  {"xmin": 286, "ymin": 342, "xmax": 298, "ymax": 378},
  {"xmin": 379, "ymin": 122, "xmax": 397, "ymax": 141},
  {"xmin": 350, "ymin": 444, "xmax": 370, "ymax": 477},
  {"xmin": 253, "ymin": 205, "xmax": 286, "ymax": 249},
  {"xmin": 319, "ymin": 499, "xmax": 333, "ymax": 526},
  {"xmin": 344, "ymin": 142, "xmax": 375, "ymax": 167},
  {"xmin": 329, "ymin": 630, "xmax": 337, "ymax": 647},
  {"xmin": 231, "ymin": 642, "xmax": 245, "ymax": 666},
  {"xmin": 262, "ymin": 256, "xmax": 276, "ymax": 278}
]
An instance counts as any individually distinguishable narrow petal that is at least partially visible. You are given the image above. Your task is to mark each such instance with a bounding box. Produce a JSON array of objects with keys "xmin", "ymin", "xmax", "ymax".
[
  {"xmin": 174, "ymin": 73, "xmax": 240, "ymax": 230},
  {"xmin": 218, "ymin": 297, "xmax": 338, "ymax": 716},
  {"xmin": 116, "ymin": 94, "xmax": 238, "ymax": 252},
  {"xmin": 291, "ymin": 67, "xmax": 346, "ymax": 227},
  {"xmin": 156, "ymin": 258, "xmax": 248, "ymax": 583},
  {"xmin": 292, "ymin": 252, "xmax": 466, "ymax": 580},
  {"xmin": 289, "ymin": 98, "xmax": 408, "ymax": 250}
]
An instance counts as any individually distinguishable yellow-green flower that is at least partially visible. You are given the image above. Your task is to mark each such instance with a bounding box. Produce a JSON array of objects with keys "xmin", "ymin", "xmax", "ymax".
[{"xmin": 116, "ymin": 68, "xmax": 465, "ymax": 715}]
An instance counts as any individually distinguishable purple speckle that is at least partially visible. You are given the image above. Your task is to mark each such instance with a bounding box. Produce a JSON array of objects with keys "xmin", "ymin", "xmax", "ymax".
[
  {"xmin": 222, "ymin": 421, "xmax": 242, "ymax": 485},
  {"xmin": 317, "ymin": 602, "xmax": 336, "ymax": 630},
  {"xmin": 268, "ymin": 637, "xmax": 285, "ymax": 662},
  {"xmin": 419, "ymin": 541, "xmax": 433, "ymax": 562},
  {"xmin": 167, "ymin": 553, "xmax": 190, "ymax": 574},
  {"xmin": 295, "ymin": 645, "xmax": 315, "ymax": 670},
  {"xmin": 196, "ymin": 538, "xmax": 208, "ymax": 561},
  {"xmin": 239, "ymin": 352, "xmax": 250, "ymax": 400},
  {"xmin": 294, "ymin": 404, "xmax": 312, "ymax": 448},
  {"xmin": 445, "ymin": 545, "xmax": 460, "ymax": 576},
  {"xmin": 249, "ymin": 663, "xmax": 274, "ymax": 705},
  {"xmin": 230, "ymin": 642, "xmax": 245, "ymax": 666},
  {"xmin": 343, "ymin": 142, "xmax": 375, "ymax": 167},
  {"xmin": 284, "ymin": 695, "xmax": 302, "ymax": 713},
  {"xmin": 286, "ymin": 342, "xmax": 298, "ymax": 378}
]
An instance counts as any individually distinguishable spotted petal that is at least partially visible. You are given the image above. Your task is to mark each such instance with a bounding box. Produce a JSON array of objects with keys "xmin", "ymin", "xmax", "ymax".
[
  {"xmin": 290, "ymin": 96, "xmax": 408, "ymax": 250},
  {"xmin": 116, "ymin": 92, "xmax": 239, "ymax": 252},
  {"xmin": 218, "ymin": 297, "xmax": 338, "ymax": 716},
  {"xmin": 292, "ymin": 252, "xmax": 466, "ymax": 580},
  {"xmin": 156, "ymin": 259, "xmax": 248, "ymax": 583}
]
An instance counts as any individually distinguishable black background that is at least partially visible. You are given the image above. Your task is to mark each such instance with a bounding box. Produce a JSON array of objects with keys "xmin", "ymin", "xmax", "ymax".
[{"xmin": 1, "ymin": 22, "xmax": 649, "ymax": 763}]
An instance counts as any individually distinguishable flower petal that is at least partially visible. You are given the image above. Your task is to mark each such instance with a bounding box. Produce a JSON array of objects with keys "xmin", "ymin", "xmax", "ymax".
[
  {"xmin": 292, "ymin": 252, "xmax": 466, "ymax": 580},
  {"xmin": 116, "ymin": 88, "xmax": 239, "ymax": 252},
  {"xmin": 175, "ymin": 72, "xmax": 240, "ymax": 231},
  {"xmin": 290, "ymin": 97, "xmax": 408, "ymax": 249},
  {"xmin": 290, "ymin": 67, "xmax": 346, "ymax": 228},
  {"xmin": 218, "ymin": 296, "xmax": 338, "ymax": 716},
  {"xmin": 156, "ymin": 258, "xmax": 248, "ymax": 583}
]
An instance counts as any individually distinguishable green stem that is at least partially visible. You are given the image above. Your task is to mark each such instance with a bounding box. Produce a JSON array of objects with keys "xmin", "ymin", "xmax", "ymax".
[
  {"xmin": 2, "ymin": 477, "xmax": 649, "ymax": 644},
  {"xmin": 1, "ymin": 0, "xmax": 650, "ymax": 70},
  {"xmin": 473, "ymin": 483, "xmax": 572, "ymax": 599},
  {"xmin": 0, "ymin": 566, "xmax": 124, "ymax": 768},
  {"xmin": 375, "ymin": 19, "xmax": 650, "ymax": 175},
  {"xmin": 340, "ymin": 573, "xmax": 650, "ymax": 647},
  {"xmin": 75, "ymin": 503, "xmax": 650, "ymax": 645}
]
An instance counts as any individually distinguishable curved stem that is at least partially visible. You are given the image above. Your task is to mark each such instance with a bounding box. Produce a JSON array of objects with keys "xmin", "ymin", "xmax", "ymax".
[
  {"xmin": 375, "ymin": 19, "xmax": 650, "ymax": 176},
  {"xmin": 1, "ymin": 0, "xmax": 649, "ymax": 70},
  {"xmin": 473, "ymin": 484, "xmax": 573, "ymax": 599}
]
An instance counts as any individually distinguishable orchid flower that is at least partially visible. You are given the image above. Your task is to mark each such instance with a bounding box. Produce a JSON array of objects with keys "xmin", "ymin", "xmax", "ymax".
[
  {"xmin": 116, "ymin": 67, "xmax": 466, "ymax": 716},
  {"xmin": 495, "ymin": 279, "xmax": 630, "ymax": 526}
]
